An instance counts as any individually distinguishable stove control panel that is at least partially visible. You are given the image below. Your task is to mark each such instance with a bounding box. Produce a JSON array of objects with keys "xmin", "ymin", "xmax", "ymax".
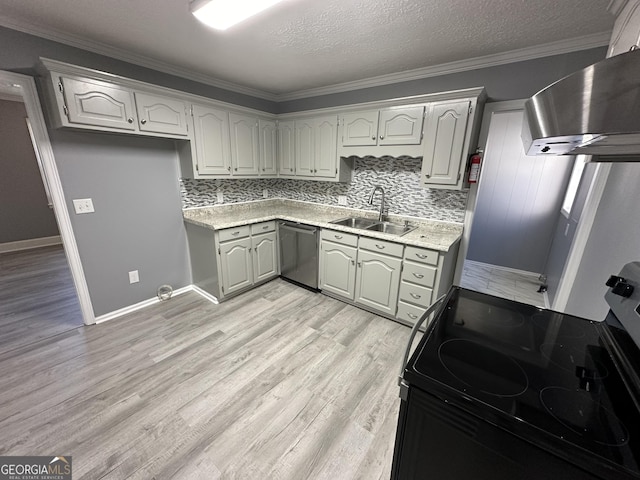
[{"xmin": 606, "ymin": 262, "xmax": 640, "ymax": 349}]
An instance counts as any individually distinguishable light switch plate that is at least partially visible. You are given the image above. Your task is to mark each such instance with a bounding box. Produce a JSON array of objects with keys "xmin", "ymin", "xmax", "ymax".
[{"xmin": 73, "ymin": 198, "xmax": 95, "ymax": 214}]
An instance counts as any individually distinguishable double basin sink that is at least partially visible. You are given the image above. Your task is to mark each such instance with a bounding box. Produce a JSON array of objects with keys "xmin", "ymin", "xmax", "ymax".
[{"xmin": 330, "ymin": 217, "xmax": 418, "ymax": 236}]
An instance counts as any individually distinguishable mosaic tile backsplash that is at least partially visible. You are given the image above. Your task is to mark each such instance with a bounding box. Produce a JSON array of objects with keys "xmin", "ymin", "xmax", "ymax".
[{"xmin": 180, "ymin": 157, "xmax": 468, "ymax": 223}]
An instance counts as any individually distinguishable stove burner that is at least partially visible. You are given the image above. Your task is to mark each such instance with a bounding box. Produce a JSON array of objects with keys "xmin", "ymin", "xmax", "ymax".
[
  {"xmin": 438, "ymin": 339, "xmax": 529, "ymax": 397},
  {"xmin": 540, "ymin": 344, "xmax": 609, "ymax": 379},
  {"xmin": 540, "ymin": 387, "xmax": 629, "ymax": 447}
]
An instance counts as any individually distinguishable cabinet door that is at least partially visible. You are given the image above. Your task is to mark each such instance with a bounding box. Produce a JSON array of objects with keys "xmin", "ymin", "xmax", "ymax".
[
  {"xmin": 355, "ymin": 250, "xmax": 402, "ymax": 316},
  {"xmin": 319, "ymin": 241, "xmax": 357, "ymax": 300},
  {"xmin": 314, "ymin": 115, "xmax": 338, "ymax": 178},
  {"xmin": 61, "ymin": 76, "xmax": 137, "ymax": 130},
  {"xmin": 295, "ymin": 119, "xmax": 315, "ymax": 176},
  {"xmin": 134, "ymin": 92, "xmax": 188, "ymax": 136},
  {"xmin": 378, "ymin": 106, "xmax": 424, "ymax": 145},
  {"xmin": 278, "ymin": 120, "xmax": 296, "ymax": 176},
  {"xmin": 229, "ymin": 113, "xmax": 260, "ymax": 176},
  {"xmin": 192, "ymin": 105, "xmax": 232, "ymax": 176},
  {"xmin": 219, "ymin": 237, "xmax": 253, "ymax": 295},
  {"xmin": 422, "ymin": 101, "xmax": 470, "ymax": 186},
  {"xmin": 341, "ymin": 110, "xmax": 379, "ymax": 146},
  {"xmin": 252, "ymin": 231, "xmax": 278, "ymax": 282},
  {"xmin": 259, "ymin": 119, "xmax": 277, "ymax": 175}
]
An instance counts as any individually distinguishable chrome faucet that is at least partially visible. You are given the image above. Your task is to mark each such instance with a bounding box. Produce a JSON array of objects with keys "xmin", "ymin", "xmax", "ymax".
[{"xmin": 368, "ymin": 185, "xmax": 386, "ymax": 221}]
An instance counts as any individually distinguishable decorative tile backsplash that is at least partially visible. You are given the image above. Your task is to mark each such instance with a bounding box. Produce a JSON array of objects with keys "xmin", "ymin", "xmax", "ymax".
[{"xmin": 180, "ymin": 157, "xmax": 468, "ymax": 223}]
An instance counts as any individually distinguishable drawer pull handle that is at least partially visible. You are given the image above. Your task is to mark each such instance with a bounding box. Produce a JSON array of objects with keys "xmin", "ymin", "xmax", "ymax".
[
  {"xmin": 232, "ymin": 231, "xmax": 240, "ymax": 236},
  {"xmin": 335, "ymin": 235, "xmax": 343, "ymax": 239},
  {"xmin": 262, "ymin": 225, "xmax": 269, "ymax": 230},
  {"xmin": 351, "ymin": 260, "xmax": 355, "ymax": 265},
  {"xmin": 410, "ymin": 293, "xmax": 421, "ymax": 299},
  {"xmin": 407, "ymin": 313, "xmax": 418, "ymax": 319},
  {"xmin": 416, "ymin": 253, "xmax": 428, "ymax": 259},
  {"xmin": 413, "ymin": 273, "xmax": 424, "ymax": 279},
  {"xmin": 375, "ymin": 244, "xmax": 385, "ymax": 249}
]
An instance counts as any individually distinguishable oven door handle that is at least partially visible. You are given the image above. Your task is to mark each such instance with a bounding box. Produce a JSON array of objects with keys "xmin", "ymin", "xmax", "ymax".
[{"xmin": 398, "ymin": 294, "xmax": 447, "ymax": 395}]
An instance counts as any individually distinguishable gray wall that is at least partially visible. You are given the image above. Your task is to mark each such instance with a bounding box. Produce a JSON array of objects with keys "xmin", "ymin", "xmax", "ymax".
[
  {"xmin": 564, "ymin": 163, "xmax": 640, "ymax": 320},
  {"xmin": 0, "ymin": 26, "xmax": 277, "ymax": 113},
  {"xmin": 0, "ymin": 98, "xmax": 59, "ymax": 243},
  {"xmin": 278, "ymin": 47, "xmax": 607, "ymax": 113},
  {"xmin": 466, "ymin": 109, "xmax": 573, "ymax": 273},
  {"xmin": 50, "ymin": 130, "xmax": 190, "ymax": 317},
  {"xmin": 544, "ymin": 163, "xmax": 597, "ymax": 306}
]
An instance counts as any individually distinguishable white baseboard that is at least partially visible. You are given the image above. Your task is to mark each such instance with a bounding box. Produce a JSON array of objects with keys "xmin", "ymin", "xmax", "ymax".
[
  {"xmin": 94, "ymin": 285, "xmax": 218, "ymax": 324},
  {"xmin": 464, "ymin": 260, "xmax": 542, "ymax": 279},
  {"xmin": 0, "ymin": 235, "xmax": 62, "ymax": 253}
]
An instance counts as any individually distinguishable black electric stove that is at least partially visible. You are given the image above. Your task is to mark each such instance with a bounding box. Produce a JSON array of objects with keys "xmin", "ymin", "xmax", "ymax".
[{"xmin": 392, "ymin": 264, "xmax": 640, "ymax": 480}]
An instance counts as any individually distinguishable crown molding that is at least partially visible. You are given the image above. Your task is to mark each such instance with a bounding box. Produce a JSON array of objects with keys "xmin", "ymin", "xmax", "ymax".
[
  {"xmin": 276, "ymin": 31, "xmax": 611, "ymax": 101},
  {"xmin": 607, "ymin": 0, "xmax": 631, "ymax": 16},
  {"xmin": 0, "ymin": 15, "xmax": 280, "ymax": 101},
  {"xmin": 0, "ymin": 16, "xmax": 610, "ymax": 103}
]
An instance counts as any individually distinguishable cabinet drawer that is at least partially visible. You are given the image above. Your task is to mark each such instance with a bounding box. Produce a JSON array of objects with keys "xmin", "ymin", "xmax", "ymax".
[
  {"xmin": 251, "ymin": 221, "xmax": 276, "ymax": 235},
  {"xmin": 404, "ymin": 246, "xmax": 438, "ymax": 266},
  {"xmin": 321, "ymin": 229, "xmax": 358, "ymax": 247},
  {"xmin": 401, "ymin": 261, "xmax": 436, "ymax": 288},
  {"xmin": 399, "ymin": 281, "xmax": 433, "ymax": 308},
  {"xmin": 396, "ymin": 301, "xmax": 426, "ymax": 324},
  {"xmin": 358, "ymin": 236, "xmax": 403, "ymax": 257},
  {"xmin": 219, "ymin": 225, "xmax": 251, "ymax": 242}
]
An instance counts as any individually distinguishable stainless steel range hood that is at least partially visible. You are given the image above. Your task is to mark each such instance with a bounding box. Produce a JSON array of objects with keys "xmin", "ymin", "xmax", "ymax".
[{"xmin": 522, "ymin": 48, "xmax": 640, "ymax": 161}]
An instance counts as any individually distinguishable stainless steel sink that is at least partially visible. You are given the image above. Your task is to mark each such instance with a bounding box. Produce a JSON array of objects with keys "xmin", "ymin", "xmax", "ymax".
[
  {"xmin": 365, "ymin": 222, "xmax": 417, "ymax": 236},
  {"xmin": 330, "ymin": 217, "xmax": 379, "ymax": 229},
  {"xmin": 329, "ymin": 217, "xmax": 417, "ymax": 236}
]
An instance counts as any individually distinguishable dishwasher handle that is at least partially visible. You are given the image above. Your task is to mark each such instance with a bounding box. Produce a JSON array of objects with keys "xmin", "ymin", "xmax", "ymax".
[
  {"xmin": 398, "ymin": 294, "xmax": 447, "ymax": 394},
  {"xmin": 279, "ymin": 222, "xmax": 317, "ymax": 235}
]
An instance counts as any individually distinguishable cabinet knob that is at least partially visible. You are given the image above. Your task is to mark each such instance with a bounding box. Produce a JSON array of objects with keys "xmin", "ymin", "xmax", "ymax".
[
  {"xmin": 351, "ymin": 260, "xmax": 355, "ymax": 265},
  {"xmin": 140, "ymin": 119, "xmax": 147, "ymax": 125},
  {"xmin": 234, "ymin": 167, "xmax": 238, "ymax": 171},
  {"xmin": 290, "ymin": 168, "xmax": 293, "ymax": 172},
  {"xmin": 262, "ymin": 168, "xmax": 265, "ymax": 171},
  {"xmin": 425, "ymin": 174, "xmax": 431, "ymax": 179},
  {"xmin": 228, "ymin": 166, "xmax": 231, "ymax": 171},
  {"xmin": 357, "ymin": 262, "xmax": 362, "ymax": 267},
  {"xmin": 371, "ymin": 136, "xmax": 376, "ymax": 140},
  {"xmin": 127, "ymin": 117, "xmax": 134, "ymax": 124},
  {"xmin": 379, "ymin": 135, "xmax": 384, "ymax": 140}
]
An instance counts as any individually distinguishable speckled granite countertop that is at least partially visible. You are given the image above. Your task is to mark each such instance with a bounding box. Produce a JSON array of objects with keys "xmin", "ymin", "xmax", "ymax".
[{"xmin": 183, "ymin": 199, "xmax": 463, "ymax": 252}]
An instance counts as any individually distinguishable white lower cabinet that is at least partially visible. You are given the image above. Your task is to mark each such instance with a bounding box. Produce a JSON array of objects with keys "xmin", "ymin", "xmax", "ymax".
[
  {"xmin": 319, "ymin": 231, "xmax": 358, "ymax": 300},
  {"xmin": 217, "ymin": 222, "xmax": 278, "ymax": 298},
  {"xmin": 355, "ymin": 249, "xmax": 402, "ymax": 317},
  {"xmin": 396, "ymin": 245, "xmax": 440, "ymax": 325}
]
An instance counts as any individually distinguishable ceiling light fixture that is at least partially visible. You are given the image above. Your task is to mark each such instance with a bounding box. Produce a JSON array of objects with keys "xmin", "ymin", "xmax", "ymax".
[{"xmin": 191, "ymin": 0, "xmax": 284, "ymax": 31}]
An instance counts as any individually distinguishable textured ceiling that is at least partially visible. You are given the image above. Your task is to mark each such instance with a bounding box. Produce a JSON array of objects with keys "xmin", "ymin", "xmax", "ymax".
[{"xmin": 0, "ymin": 0, "xmax": 614, "ymax": 98}]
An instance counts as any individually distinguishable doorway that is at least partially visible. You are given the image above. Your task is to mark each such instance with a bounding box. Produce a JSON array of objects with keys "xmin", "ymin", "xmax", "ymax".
[
  {"xmin": 0, "ymin": 70, "xmax": 94, "ymax": 333},
  {"xmin": 459, "ymin": 101, "xmax": 574, "ymax": 306}
]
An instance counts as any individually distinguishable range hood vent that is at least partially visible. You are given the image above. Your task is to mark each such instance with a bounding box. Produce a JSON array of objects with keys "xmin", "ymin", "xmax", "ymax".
[{"xmin": 522, "ymin": 48, "xmax": 640, "ymax": 161}]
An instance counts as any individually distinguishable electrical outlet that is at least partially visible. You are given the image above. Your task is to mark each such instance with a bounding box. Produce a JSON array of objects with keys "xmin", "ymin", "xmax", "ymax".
[
  {"xmin": 217, "ymin": 192, "xmax": 223, "ymax": 203},
  {"xmin": 263, "ymin": 189, "xmax": 268, "ymax": 198},
  {"xmin": 338, "ymin": 195, "xmax": 347, "ymax": 206},
  {"xmin": 73, "ymin": 198, "xmax": 95, "ymax": 214},
  {"xmin": 128, "ymin": 270, "xmax": 139, "ymax": 284}
]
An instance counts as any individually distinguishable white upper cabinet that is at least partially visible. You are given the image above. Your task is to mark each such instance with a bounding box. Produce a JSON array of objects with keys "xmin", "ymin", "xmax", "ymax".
[
  {"xmin": 191, "ymin": 104, "xmax": 231, "ymax": 176},
  {"xmin": 295, "ymin": 118, "xmax": 316, "ymax": 176},
  {"xmin": 341, "ymin": 110, "xmax": 379, "ymax": 146},
  {"xmin": 277, "ymin": 120, "xmax": 296, "ymax": 176},
  {"xmin": 60, "ymin": 76, "xmax": 137, "ymax": 131},
  {"xmin": 338, "ymin": 105, "xmax": 425, "ymax": 158},
  {"xmin": 259, "ymin": 119, "xmax": 278, "ymax": 176},
  {"xmin": 134, "ymin": 92, "xmax": 188, "ymax": 136},
  {"xmin": 229, "ymin": 112, "xmax": 260, "ymax": 176},
  {"xmin": 608, "ymin": 0, "xmax": 640, "ymax": 57},
  {"xmin": 314, "ymin": 116, "xmax": 338, "ymax": 178},
  {"xmin": 378, "ymin": 106, "xmax": 424, "ymax": 145},
  {"xmin": 421, "ymin": 100, "xmax": 471, "ymax": 189}
]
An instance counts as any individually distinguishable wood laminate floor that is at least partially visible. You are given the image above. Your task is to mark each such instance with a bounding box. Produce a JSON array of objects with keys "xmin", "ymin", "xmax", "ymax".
[
  {"xmin": 0, "ymin": 245, "xmax": 83, "ymax": 354},
  {"xmin": 0, "ymin": 274, "xmax": 411, "ymax": 479}
]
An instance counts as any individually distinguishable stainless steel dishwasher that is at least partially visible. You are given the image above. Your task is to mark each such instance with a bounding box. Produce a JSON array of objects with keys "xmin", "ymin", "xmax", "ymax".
[{"xmin": 278, "ymin": 221, "xmax": 319, "ymax": 290}]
